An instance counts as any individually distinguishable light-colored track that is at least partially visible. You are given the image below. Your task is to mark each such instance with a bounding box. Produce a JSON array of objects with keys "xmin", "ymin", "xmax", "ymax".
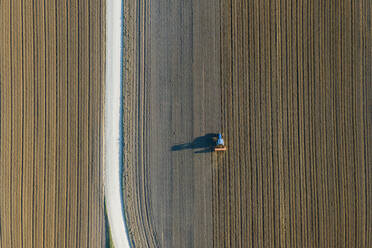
[{"xmin": 104, "ymin": 0, "xmax": 131, "ymax": 247}]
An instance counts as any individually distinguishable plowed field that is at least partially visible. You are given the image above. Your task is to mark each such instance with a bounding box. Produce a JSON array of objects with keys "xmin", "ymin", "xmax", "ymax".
[
  {"xmin": 216, "ymin": 0, "xmax": 371, "ymax": 247},
  {"xmin": 0, "ymin": 1, "xmax": 106, "ymax": 247},
  {"xmin": 122, "ymin": 0, "xmax": 371, "ymax": 247}
]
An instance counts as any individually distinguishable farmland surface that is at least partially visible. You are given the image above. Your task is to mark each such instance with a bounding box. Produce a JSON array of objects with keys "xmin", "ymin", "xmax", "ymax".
[
  {"xmin": 122, "ymin": 0, "xmax": 220, "ymax": 247},
  {"xmin": 0, "ymin": 0, "xmax": 106, "ymax": 247},
  {"xmin": 217, "ymin": 0, "xmax": 371, "ymax": 247},
  {"xmin": 123, "ymin": 0, "xmax": 371, "ymax": 247}
]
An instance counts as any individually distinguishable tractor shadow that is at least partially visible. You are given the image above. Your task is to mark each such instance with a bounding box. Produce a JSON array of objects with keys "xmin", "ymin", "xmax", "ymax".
[{"xmin": 171, "ymin": 133, "xmax": 217, "ymax": 153}]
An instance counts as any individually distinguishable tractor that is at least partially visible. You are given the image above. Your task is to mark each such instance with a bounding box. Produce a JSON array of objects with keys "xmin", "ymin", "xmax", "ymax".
[{"xmin": 214, "ymin": 133, "xmax": 227, "ymax": 151}]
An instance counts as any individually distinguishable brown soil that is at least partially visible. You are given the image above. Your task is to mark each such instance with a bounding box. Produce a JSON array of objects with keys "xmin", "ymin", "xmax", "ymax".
[
  {"xmin": 0, "ymin": 1, "xmax": 106, "ymax": 247},
  {"xmin": 216, "ymin": 0, "xmax": 371, "ymax": 247}
]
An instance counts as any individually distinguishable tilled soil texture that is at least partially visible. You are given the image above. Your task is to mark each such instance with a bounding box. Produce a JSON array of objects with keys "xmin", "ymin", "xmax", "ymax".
[
  {"xmin": 0, "ymin": 1, "xmax": 106, "ymax": 247},
  {"xmin": 122, "ymin": 0, "xmax": 371, "ymax": 248},
  {"xmin": 216, "ymin": 0, "xmax": 371, "ymax": 247},
  {"xmin": 122, "ymin": 0, "xmax": 220, "ymax": 247}
]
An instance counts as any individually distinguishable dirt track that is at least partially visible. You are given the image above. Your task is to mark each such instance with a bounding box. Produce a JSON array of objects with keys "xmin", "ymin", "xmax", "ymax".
[
  {"xmin": 123, "ymin": 0, "xmax": 371, "ymax": 247},
  {"xmin": 0, "ymin": 1, "xmax": 106, "ymax": 247}
]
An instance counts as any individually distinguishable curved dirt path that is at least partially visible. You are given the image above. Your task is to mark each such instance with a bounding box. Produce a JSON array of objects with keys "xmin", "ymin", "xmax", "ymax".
[{"xmin": 104, "ymin": 0, "xmax": 130, "ymax": 247}]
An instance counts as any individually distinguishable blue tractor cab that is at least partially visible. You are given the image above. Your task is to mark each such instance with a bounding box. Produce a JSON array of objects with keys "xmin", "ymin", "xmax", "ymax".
[{"xmin": 214, "ymin": 133, "xmax": 226, "ymax": 151}]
